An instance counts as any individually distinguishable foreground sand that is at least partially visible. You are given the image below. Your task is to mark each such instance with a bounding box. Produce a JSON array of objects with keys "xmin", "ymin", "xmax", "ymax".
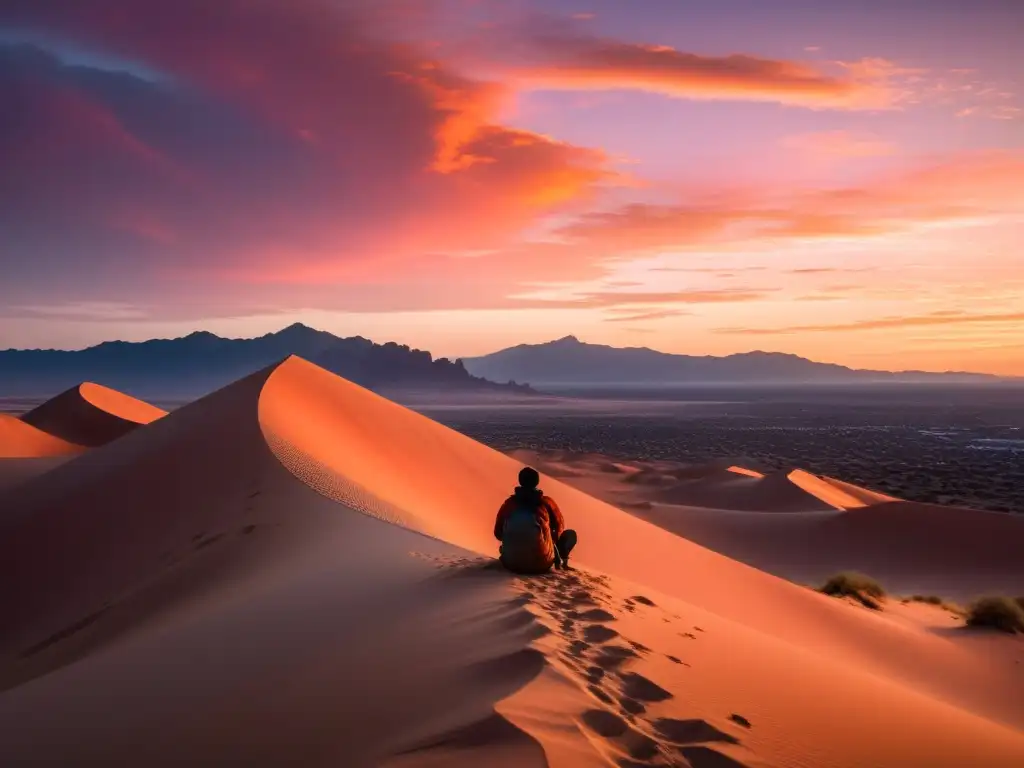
[
  {"xmin": 0, "ymin": 357, "xmax": 1021, "ymax": 767},
  {"xmin": 514, "ymin": 449, "xmax": 1024, "ymax": 601}
]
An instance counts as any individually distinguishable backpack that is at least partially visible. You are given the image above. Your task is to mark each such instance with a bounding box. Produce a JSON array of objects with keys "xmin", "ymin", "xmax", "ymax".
[{"xmin": 501, "ymin": 498, "xmax": 555, "ymax": 574}]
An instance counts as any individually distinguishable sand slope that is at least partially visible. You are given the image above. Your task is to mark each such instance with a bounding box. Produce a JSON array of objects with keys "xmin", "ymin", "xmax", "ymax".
[
  {"xmin": 20, "ymin": 382, "xmax": 166, "ymax": 447},
  {"xmin": 630, "ymin": 500, "xmax": 1024, "ymax": 601},
  {"xmin": 517, "ymin": 451, "xmax": 891, "ymax": 514},
  {"xmin": 0, "ymin": 357, "xmax": 1022, "ymax": 767},
  {"xmin": 651, "ymin": 468, "xmax": 840, "ymax": 512},
  {"xmin": 648, "ymin": 466, "xmax": 894, "ymax": 513},
  {"xmin": 0, "ymin": 414, "xmax": 82, "ymax": 458}
]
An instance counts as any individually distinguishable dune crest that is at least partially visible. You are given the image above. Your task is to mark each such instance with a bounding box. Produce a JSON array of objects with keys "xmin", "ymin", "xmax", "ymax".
[
  {"xmin": 786, "ymin": 468, "xmax": 897, "ymax": 509},
  {"xmin": 648, "ymin": 467, "xmax": 839, "ymax": 513},
  {"xmin": 20, "ymin": 382, "xmax": 166, "ymax": 447},
  {"xmin": 725, "ymin": 465, "xmax": 764, "ymax": 479}
]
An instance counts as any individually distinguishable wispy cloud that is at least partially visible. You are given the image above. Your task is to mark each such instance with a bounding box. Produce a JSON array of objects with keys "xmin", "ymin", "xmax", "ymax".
[
  {"xmin": 489, "ymin": 28, "xmax": 898, "ymax": 109},
  {"xmin": 604, "ymin": 308, "xmax": 692, "ymax": 323},
  {"xmin": 650, "ymin": 266, "xmax": 769, "ymax": 273},
  {"xmin": 556, "ymin": 150, "xmax": 1024, "ymax": 254},
  {"xmin": 502, "ymin": 287, "xmax": 770, "ymax": 316},
  {"xmin": 566, "ymin": 289, "xmax": 770, "ymax": 307},
  {"xmin": 906, "ymin": 67, "xmax": 1022, "ymax": 121},
  {"xmin": 6, "ymin": 301, "xmax": 150, "ymax": 321},
  {"xmin": 789, "ymin": 267, "xmax": 868, "ymax": 274},
  {"xmin": 716, "ymin": 310, "xmax": 1024, "ymax": 335}
]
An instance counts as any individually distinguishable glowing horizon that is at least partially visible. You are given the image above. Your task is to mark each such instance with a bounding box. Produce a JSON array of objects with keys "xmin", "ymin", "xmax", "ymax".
[{"xmin": 1, "ymin": 0, "xmax": 1021, "ymax": 375}]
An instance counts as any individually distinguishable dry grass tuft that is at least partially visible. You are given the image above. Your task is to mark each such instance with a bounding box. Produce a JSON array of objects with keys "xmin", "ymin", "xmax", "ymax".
[
  {"xmin": 965, "ymin": 596, "xmax": 1024, "ymax": 634},
  {"xmin": 820, "ymin": 572, "xmax": 886, "ymax": 610}
]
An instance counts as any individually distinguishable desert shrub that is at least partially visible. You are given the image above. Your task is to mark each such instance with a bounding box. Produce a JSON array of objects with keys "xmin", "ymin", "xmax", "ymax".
[
  {"xmin": 904, "ymin": 594, "xmax": 962, "ymax": 614},
  {"xmin": 965, "ymin": 596, "xmax": 1024, "ymax": 634},
  {"xmin": 819, "ymin": 572, "xmax": 886, "ymax": 610}
]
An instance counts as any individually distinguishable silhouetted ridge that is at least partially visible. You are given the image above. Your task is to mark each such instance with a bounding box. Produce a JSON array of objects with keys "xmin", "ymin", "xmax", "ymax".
[
  {"xmin": 462, "ymin": 337, "xmax": 1002, "ymax": 386},
  {"xmin": 0, "ymin": 327, "xmax": 534, "ymax": 399}
]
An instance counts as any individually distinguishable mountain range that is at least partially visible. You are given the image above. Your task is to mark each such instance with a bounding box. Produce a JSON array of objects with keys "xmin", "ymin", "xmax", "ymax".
[
  {"xmin": 0, "ymin": 324, "xmax": 532, "ymax": 399},
  {"xmin": 462, "ymin": 336, "xmax": 1005, "ymax": 386},
  {"xmin": 3, "ymin": 329, "xmax": 1008, "ymax": 401}
]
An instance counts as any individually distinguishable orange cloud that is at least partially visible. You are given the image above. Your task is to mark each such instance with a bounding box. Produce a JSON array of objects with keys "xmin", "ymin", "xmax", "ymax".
[
  {"xmin": 509, "ymin": 37, "xmax": 894, "ymax": 108},
  {"xmin": 604, "ymin": 308, "xmax": 692, "ymax": 323},
  {"xmin": 503, "ymin": 289, "xmax": 771, "ymax": 316},
  {"xmin": 789, "ymin": 268, "xmax": 864, "ymax": 274},
  {"xmin": 571, "ymin": 290, "xmax": 768, "ymax": 307},
  {"xmin": 792, "ymin": 284, "xmax": 864, "ymax": 302},
  {"xmin": 651, "ymin": 266, "xmax": 769, "ymax": 273},
  {"xmin": 557, "ymin": 150, "xmax": 1024, "ymax": 254}
]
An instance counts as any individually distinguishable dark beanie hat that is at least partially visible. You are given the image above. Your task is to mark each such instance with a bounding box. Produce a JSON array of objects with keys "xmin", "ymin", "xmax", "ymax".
[{"xmin": 518, "ymin": 466, "xmax": 540, "ymax": 489}]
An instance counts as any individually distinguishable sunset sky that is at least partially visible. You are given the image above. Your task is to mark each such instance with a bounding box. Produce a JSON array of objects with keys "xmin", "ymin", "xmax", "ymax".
[{"xmin": 1, "ymin": 0, "xmax": 1022, "ymax": 374}]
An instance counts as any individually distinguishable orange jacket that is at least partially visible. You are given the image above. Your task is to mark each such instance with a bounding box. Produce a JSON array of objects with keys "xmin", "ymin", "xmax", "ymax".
[{"xmin": 494, "ymin": 491, "xmax": 565, "ymax": 542}]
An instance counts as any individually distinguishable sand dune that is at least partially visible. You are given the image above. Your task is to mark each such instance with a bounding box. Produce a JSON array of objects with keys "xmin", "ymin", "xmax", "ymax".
[
  {"xmin": 20, "ymin": 382, "xmax": 166, "ymax": 447},
  {"xmin": 787, "ymin": 469, "xmax": 897, "ymax": 509},
  {"xmin": 1, "ymin": 357, "xmax": 1022, "ymax": 767},
  {"xmin": 0, "ymin": 414, "xmax": 83, "ymax": 458},
  {"xmin": 517, "ymin": 451, "xmax": 886, "ymax": 514},
  {"xmin": 725, "ymin": 465, "xmax": 764, "ymax": 478},
  {"xmin": 651, "ymin": 468, "xmax": 841, "ymax": 513},
  {"xmin": 653, "ymin": 466, "xmax": 894, "ymax": 513}
]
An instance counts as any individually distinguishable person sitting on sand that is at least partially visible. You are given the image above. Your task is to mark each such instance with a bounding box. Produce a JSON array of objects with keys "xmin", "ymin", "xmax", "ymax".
[{"xmin": 494, "ymin": 467, "xmax": 577, "ymax": 574}]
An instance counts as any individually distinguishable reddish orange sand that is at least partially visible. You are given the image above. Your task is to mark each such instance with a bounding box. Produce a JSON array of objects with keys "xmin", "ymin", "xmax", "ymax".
[
  {"xmin": 0, "ymin": 357, "xmax": 1021, "ymax": 767},
  {"xmin": 0, "ymin": 414, "xmax": 82, "ymax": 458},
  {"xmin": 20, "ymin": 382, "xmax": 166, "ymax": 447},
  {"xmin": 0, "ymin": 414, "xmax": 84, "ymax": 496}
]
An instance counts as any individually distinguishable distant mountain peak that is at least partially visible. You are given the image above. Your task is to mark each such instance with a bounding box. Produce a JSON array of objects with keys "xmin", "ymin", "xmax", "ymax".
[
  {"xmin": 274, "ymin": 322, "xmax": 321, "ymax": 337},
  {"xmin": 552, "ymin": 335, "xmax": 582, "ymax": 345}
]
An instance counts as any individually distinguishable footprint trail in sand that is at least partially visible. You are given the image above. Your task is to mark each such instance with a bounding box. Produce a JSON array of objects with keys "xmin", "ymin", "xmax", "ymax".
[{"xmin": 422, "ymin": 555, "xmax": 754, "ymax": 767}]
